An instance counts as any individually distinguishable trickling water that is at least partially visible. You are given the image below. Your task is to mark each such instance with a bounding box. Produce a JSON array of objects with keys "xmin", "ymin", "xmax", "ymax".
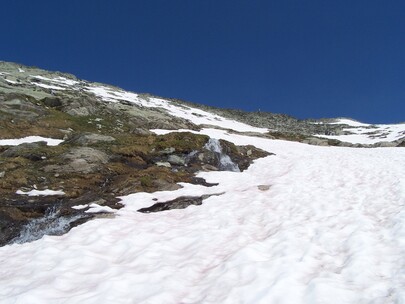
[
  {"xmin": 11, "ymin": 206, "xmax": 86, "ymax": 244},
  {"xmin": 204, "ymin": 138, "xmax": 240, "ymax": 172}
]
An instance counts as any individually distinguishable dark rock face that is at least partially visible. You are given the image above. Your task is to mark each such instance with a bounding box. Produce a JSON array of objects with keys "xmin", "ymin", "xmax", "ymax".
[
  {"xmin": 138, "ymin": 193, "xmax": 223, "ymax": 213},
  {"xmin": 0, "ymin": 93, "xmax": 48, "ymax": 121},
  {"xmin": 189, "ymin": 177, "xmax": 218, "ymax": 187},
  {"xmin": 138, "ymin": 196, "xmax": 204, "ymax": 213},
  {"xmin": 41, "ymin": 97, "xmax": 62, "ymax": 108}
]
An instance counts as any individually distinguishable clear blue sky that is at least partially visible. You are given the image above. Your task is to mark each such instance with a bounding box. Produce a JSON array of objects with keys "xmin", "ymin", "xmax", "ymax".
[{"xmin": 1, "ymin": 1, "xmax": 404, "ymax": 123}]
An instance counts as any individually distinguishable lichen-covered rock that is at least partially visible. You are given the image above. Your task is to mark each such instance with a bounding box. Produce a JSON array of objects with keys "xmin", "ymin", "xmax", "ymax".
[
  {"xmin": 64, "ymin": 133, "xmax": 115, "ymax": 146},
  {"xmin": 1, "ymin": 142, "xmax": 48, "ymax": 161},
  {"xmin": 44, "ymin": 147, "xmax": 109, "ymax": 174},
  {"xmin": 167, "ymin": 155, "xmax": 186, "ymax": 166}
]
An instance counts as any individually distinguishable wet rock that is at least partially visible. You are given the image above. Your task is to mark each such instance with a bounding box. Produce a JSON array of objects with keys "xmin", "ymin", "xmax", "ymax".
[
  {"xmin": 138, "ymin": 193, "xmax": 224, "ymax": 213},
  {"xmin": 191, "ymin": 150, "xmax": 217, "ymax": 168},
  {"xmin": 189, "ymin": 177, "xmax": 218, "ymax": 187},
  {"xmin": 221, "ymin": 142, "xmax": 271, "ymax": 171},
  {"xmin": 167, "ymin": 155, "xmax": 185, "ymax": 166},
  {"xmin": 138, "ymin": 196, "xmax": 203, "ymax": 213}
]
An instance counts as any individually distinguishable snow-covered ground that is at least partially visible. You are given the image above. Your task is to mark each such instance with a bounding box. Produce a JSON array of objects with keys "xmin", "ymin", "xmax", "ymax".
[
  {"xmin": 1, "ymin": 66, "xmax": 404, "ymax": 303},
  {"xmin": 1, "ymin": 127, "xmax": 404, "ymax": 304},
  {"xmin": 315, "ymin": 118, "xmax": 405, "ymax": 145},
  {"xmin": 85, "ymin": 84, "xmax": 269, "ymax": 134}
]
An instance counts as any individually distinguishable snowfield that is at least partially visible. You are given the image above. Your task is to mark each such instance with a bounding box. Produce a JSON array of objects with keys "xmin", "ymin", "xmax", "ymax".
[
  {"xmin": 315, "ymin": 118, "xmax": 405, "ymax": 145},
  {"xmin": 1, "ymin": 127, "xmax": 404, "ymax": 304},
  {"xmin": 1, "ymin": 68, "xmax": 404, "ymax": 303}
]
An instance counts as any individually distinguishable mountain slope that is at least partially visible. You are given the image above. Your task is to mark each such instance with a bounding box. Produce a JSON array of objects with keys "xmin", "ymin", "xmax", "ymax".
[
  {"xmin": 1, "ymin": 61, "xmax": 404, "ymax": 146},
  {"xmin": 0, "ymin": 62, "xmax": 404, "ymax": 303}
]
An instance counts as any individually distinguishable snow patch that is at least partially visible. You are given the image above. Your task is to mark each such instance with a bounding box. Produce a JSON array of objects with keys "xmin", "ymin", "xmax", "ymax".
[
  {"xmin": 31, "ymin": 82, "xmax": 66, "ymax": 90},
  {"xmin": 16, "ymin": 189, "xmax": 65, "ymax": 196},
  {"xmin": 5, "ymin": 79, "xmax": 17, "ymax": 84},
  {"xmin": 0, "ymin": 136, "xmax": 63, "ymax": 146},
  {"xmin": 85, "ymin": 203, "xmax": 117, "ymax": 214}
]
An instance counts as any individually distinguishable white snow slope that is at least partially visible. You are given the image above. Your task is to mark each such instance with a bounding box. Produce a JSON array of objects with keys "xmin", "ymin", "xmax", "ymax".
[
  {"xmin": 1, "ymin": 69, "xmax": 405, "ymax": 303},
  {"xmin": 1, "ymin": 125, "xmax": 404, "ymax": 304},
  {"xmin": 314, "ymin": 118, "xmax": 405, "ymax": 145}
]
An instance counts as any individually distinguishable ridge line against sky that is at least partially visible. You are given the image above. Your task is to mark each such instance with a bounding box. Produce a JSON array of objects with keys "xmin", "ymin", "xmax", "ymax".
[{"xmin": 1, "ymin": 0, "xmax": 404, "ymax": 123}]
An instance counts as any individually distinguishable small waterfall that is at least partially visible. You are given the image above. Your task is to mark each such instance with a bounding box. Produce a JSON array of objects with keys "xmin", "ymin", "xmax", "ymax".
[
  {"xmin": 204, "ymin": 138, "xmax": 240, "ymax": 172},
  {"xmin": 11, "ymin": 206, "xmax": 86, "ymax": 245}
]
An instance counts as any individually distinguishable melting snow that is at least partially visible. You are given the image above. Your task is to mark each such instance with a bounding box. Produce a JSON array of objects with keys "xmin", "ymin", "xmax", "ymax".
[
  {"xmin": 1, "ymin": 127, "xmax": 404, "ymax": 303},
  {"xmin": 85, "ymin": 85, "xmax": 268, "ymax": 133},
  {"xmin": 0, "ymin": 136, "xmax": 63, "ymax": 146},
  {"xmin": 5, "ymin": 79, "xmax": 17, "ymax": 84},
  {"xmin": 71, "ymin": 204, "xmax": 89, "ymax": 210},
  {"xmin": 32, "ymin": 75, "xmax": 79, "ymax": 86},
  {"xmin": 31, "ymin": 82, "xmax": 66, "ymax": 90},
  {"xmin": 16, "ymin": 189, "xmax": 65, "ymax": 196},
  {"xmin": 85, "ymin": 203, "xmax": 117, "ymax": 214},
  {"xmin": 329, "ymin": 118, "xmax": 372, "ymax": 127},
  {"xmin": 316, "ymin": 122, "xmax": 405, "ymax": 144}
]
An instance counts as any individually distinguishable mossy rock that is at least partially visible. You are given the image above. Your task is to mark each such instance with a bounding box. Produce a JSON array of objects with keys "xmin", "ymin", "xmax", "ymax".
[{"xmin": 154, "ymin": 132, "xmax": 209, "ymax": 153}]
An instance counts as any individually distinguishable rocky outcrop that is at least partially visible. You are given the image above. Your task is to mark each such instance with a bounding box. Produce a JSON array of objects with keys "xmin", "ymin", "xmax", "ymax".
[
  {"xmin": 0, "ymin": 127, "xmax": 269, "ymax": 246},
  {"xmin": 138, "ymin": 193, "xmax": 224, "ymax": 213},
  {"xmin": 44, "ymin": 147, "xmax": 110, "ymax": 174},
  {"xmin": 3, "ymin": 60, "xmax": 401, "ymax": 247}
]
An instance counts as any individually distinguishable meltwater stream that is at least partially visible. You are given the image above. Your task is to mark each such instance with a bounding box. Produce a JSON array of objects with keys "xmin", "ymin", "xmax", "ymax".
[
  {"xmin": 11, "ymin": 206, "xmax": 86, "ymax": 245},
  {"xmin": 205, "ymin": 138, "xmax": 240, "ymax": 172}
]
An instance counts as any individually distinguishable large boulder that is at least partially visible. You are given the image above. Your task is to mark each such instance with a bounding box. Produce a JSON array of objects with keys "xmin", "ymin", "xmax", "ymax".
[
  {"xmin": 44, "ymin": 147, "xmax": 109, "ymax": 174},
  {"xmin": 0, "ymin": 93, "xmax": 47, "ymax": 120},
  {"xmin": 1, "ymin": 142, "xmax": 48, "ymax": 161}
]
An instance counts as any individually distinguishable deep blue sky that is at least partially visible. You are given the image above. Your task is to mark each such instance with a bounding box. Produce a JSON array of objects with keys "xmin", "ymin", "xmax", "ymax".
[{"xmin": 1, "ymin": 1, "xmax": 404, "ymax": 123}]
